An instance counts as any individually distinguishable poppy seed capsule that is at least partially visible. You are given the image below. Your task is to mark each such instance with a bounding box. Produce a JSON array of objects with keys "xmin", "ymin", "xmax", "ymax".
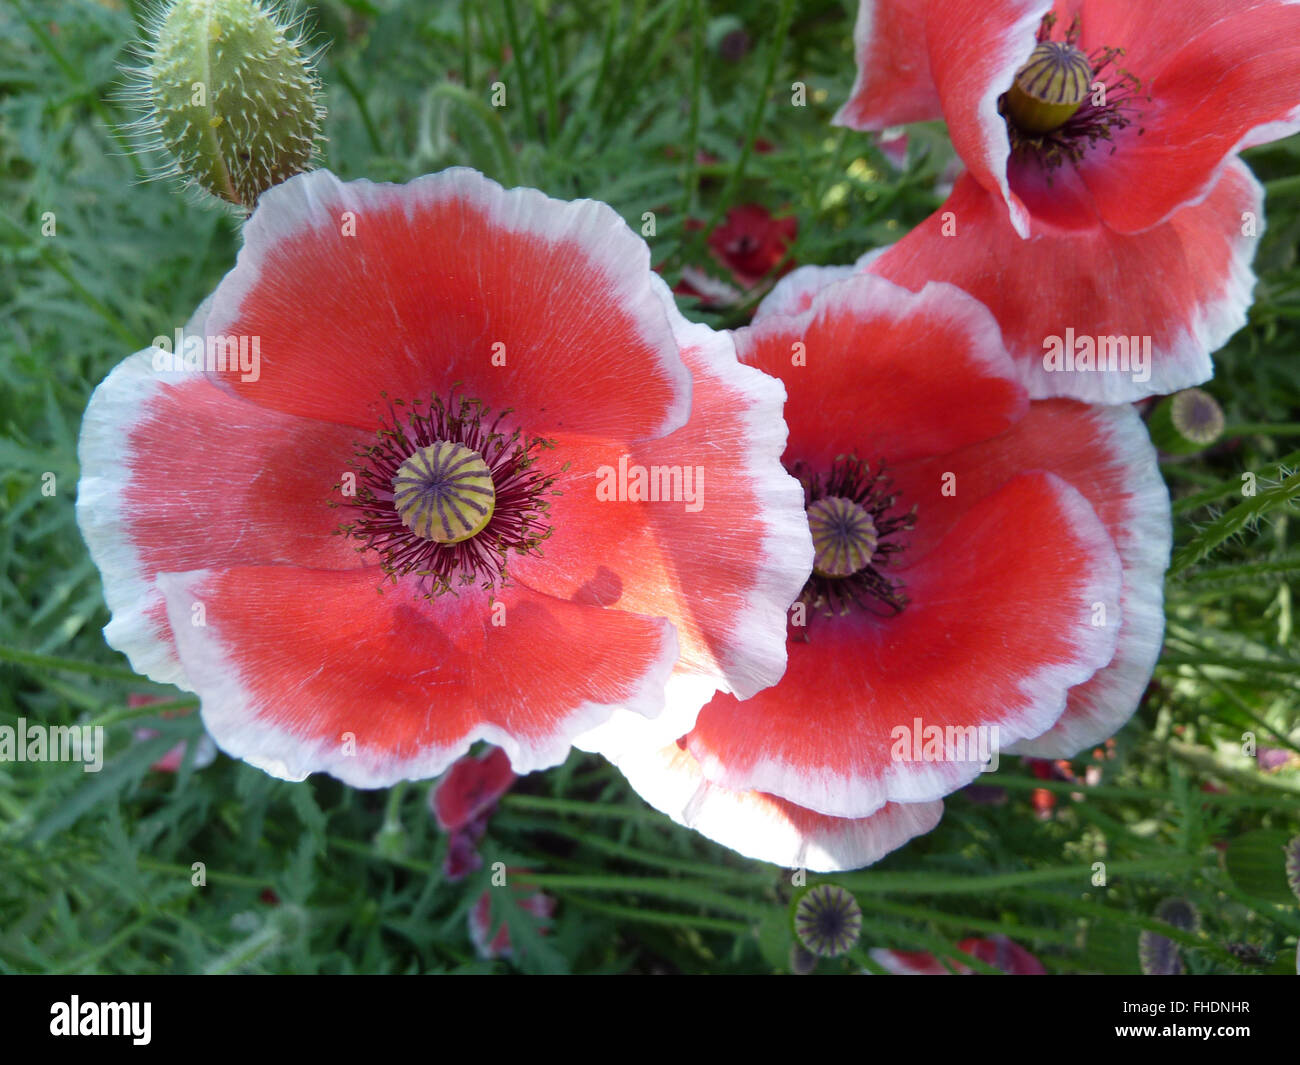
[
  {"xmin": 807, "ymin": 495, "xmax": 878, "ymax": 579},
  {"xmin": 142, "ymin": 0, "xmax": 323, "ymax": 208},
  {"xmin": 393, "ymin": 442, "xmax": 497, "ymax": 545},
  {"xmin": 1005, "ymin": 41, "xmax": 1092, "ymax": 135}
]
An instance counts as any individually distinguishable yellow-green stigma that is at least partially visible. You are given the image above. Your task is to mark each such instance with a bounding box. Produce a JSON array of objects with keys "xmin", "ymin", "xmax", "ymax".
[
  {"xmin": 808, "ymin": 496, "xmax": 878, "ymax": 579},
  {"xmin": 1005, "ymin": 41, "xmax": 1092, "ymax": 135},
  {"xmin": 393, "ymin": 441, "xmax": 496, "ymax": 544}
]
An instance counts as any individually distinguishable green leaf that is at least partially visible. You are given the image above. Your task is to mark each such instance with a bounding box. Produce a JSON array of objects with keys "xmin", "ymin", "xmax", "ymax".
[{"xmin": 1224, "ymin": 829, "xmax": 1298, "ymax": 906}]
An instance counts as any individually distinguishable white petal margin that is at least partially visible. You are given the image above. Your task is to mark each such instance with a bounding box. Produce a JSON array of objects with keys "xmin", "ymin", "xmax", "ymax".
[
  {"xmin": 935, "ymin": 0, "xmax": 1051, "ymax": 239},
  {"xmin": 1007, "ymin": 161, "xmax": 1264, "ymax": 404},
  {"xmin": 75, "ymin": 349, "xmax": 200, "ymax": 690},
  {"xmin": 203, "ymin": 167, "xmax": 693, "ymax": 442},
  {"xmin": 1008, "ymin": 403, "xmax": 1171, "ymax": 757},
  {"xmin": 575, "ymin": 279, "xmax": 814, "ymax": 758},
  {"xmin": 655, "ymin": 273, "xmax": 813, "ymax": 700},
  {"xmin": 753, "ymin": 264, "xmax": 858, "ymax": 322},
  {"xmin": 831, "ymin": 0, "xmax": 941, "ymax": 131},
  {"xmin": 154, "ymin": 568, "xmax": 681, "ymax": 788},
  {"xmin": 753, "ymin": 248, "xmax": 889, "ymax": 323},
  {"xmin": 574, "ymin": 670, "xmax": 719, "ymax": 764},
  {"xmin": 1141, "ymin": 158, "xmax": 1264, "ymax": 401},
  {"xmin": 615, "ymin": 739, "xmax": 944, "ymax": 872}
]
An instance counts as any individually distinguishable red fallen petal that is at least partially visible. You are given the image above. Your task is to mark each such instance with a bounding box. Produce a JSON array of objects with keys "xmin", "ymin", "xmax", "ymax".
[
  {"xmin": 132, "ymin": 728, "xmax": 179, "ymax": 772},
  {"xmin": 685, "ymin": 473, "xmax": 1122, "ymax": 817},
  {"xmin": 154, "ymin": 566, "xmax": 678, "ymax": 787},
  {"xmin": 432, "ymin": 747, "xmax": 516, "ymax": 832},
  {"xmin": 201, "ymin": 169, "xmax": 691, "ymax": 441},
  {"xmin": 468, "ymin": 892, "xmax": 508, "ymax": 958},
  {"xmin": 1067, "ymin": 0, "xmax": 1300, "ymax": 234},
  {"xmin": 76, "ymin": 355, "xmax": 366, "ymax": 688},
  {"xmin": 833, "ymin": 0, "xmax": 945, "ymax": 130},
  {"xmin": 869, "ymin": 162, "xmax": 1262, "ymax": 403},
  {"xmin": 611, "ymin": 738, "xmax": 943, "ymax": 872},
  {"xmin": 735, "ymin": 273, "xmax": 1028, "ymax": 470},
  {"xmin": 959, "ymin": 935, "xmax": 1047, "ymax": 974},
  {"xmin": 871, "ymin": 935, "xmax": 1045, "ymax": 974},
  {"xmin": 886, "ymin": 401, "xmax": 1169, "ymax": 757},
  {"xmin": 706, "ymin": 205, "xmax": 798, "ymax": 288},
  {"xmin": 870, "ymin": 949, "xmax": 961, "ymax": 975},
  {"xmin": 510, "ymin": 306, "xmax": 812, "ymax": 706}
]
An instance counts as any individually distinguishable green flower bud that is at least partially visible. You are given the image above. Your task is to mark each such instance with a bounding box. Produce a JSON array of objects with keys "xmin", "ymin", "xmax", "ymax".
[
  {"xmin": 126, "ymin": 0, "xmax": 325, "ymax": 209},
  {"xmin": 372, "ymin": 821, "xmax": 408, "ymax": 860},
  {"xmin": 1148, "ymin": 388, "xmax": 1226, "ymax": 456}
]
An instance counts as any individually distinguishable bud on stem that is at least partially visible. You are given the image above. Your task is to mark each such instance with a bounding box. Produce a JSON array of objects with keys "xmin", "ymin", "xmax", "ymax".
[{"xmin": 125, "ymin": 0, "xmax": 325, "ymax": 209}]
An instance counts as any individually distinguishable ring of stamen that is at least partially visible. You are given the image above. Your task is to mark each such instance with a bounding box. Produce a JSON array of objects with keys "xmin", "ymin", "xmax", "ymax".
[
  {"xmin": 792, "ymin": 455, "xmax": 915, "ymax": 623},
  {"xmin": 1000, "ymin": 12, "xmax": 1149, "ymax": 169},
  {"xmin": 336, "ymin": 393, "xmax": 558, "ymax": 598}
]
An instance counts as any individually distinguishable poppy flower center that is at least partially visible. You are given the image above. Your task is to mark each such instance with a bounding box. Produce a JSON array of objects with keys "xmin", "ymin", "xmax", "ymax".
[
  {"xmin": 1000, "ymin": 13, "xmax": 1146, "ymax": 169},
  {"xmin": 392, "ymin": 441, "xmax": 496, "ymax": 544},
  {"xmin": 792, "ymin": 455, "xmax": 914, "ymax": 621},
  {"xmin": 808, "ymin": 496, "xmax": 878, "ymax": 578},
  {"xmin": 1005, "ymin": 42, "xmax": 1091, "ymax": 135},
  {"xmin": 337, "ymin": 394, "xmax": 557, "ymax": 597}
]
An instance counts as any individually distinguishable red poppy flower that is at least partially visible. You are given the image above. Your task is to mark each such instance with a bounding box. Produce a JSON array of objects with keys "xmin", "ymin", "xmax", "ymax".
[
  {"xmin": 833, "ymin": 0, "xmax": 1300, "ymax": 400},
  {"xmin": 670, "ymin": 206, "xmax": 799, "ymax": 308},
  {"xmin": 707, "ymin": 205, "xmax": 799, "ymax": 290},
  {"xmin": 871, "ymin": 935, "xmax": 1047, "ymax": 975},
  {"xmin": 76, "ymin": 168, "xmax": 811, "ymax": 788},
  {"xmin": 586, "ymin": 271, "xmax": 1169, "ymax": 870}
]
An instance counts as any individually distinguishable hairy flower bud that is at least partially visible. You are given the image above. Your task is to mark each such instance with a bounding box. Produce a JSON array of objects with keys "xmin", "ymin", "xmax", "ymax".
[{"xmin": 124, "ymin": 0, "xmax": 325, "ymax": 209}]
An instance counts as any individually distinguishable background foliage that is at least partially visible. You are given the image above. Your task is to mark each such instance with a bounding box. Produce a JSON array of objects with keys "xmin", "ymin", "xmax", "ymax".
[{"xmin": 1, "ymin": 0, "xmax": 1298, "ymax": 974}]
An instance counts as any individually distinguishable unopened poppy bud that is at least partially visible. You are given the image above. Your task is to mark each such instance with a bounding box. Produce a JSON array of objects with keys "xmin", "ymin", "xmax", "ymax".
[
  {"xmin": 128, "ymin": 0, "xmax": 324, "ymax": 209},
  {"xmin": 1139, "ymin": 896, "xmax": 1199, "ymax": 975},
  {"xmin": 1148, "ymin": 388, "xmax": 1225, "ymax": 455}
]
